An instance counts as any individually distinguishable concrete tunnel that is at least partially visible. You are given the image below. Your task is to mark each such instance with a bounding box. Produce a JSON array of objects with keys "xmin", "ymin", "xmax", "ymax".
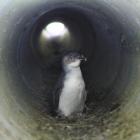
[{"xmin": 0, "ymin": 0, "xmax": 140, "ymax": 140}]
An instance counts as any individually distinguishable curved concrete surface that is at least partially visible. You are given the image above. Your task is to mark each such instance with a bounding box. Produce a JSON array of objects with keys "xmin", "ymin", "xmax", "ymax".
[{"xmin": 0, "ymin": 0, "xmax": 140, "ymax": 140}]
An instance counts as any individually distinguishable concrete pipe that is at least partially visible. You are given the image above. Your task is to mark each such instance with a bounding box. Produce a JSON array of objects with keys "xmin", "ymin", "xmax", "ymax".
[{"xmin": 0, "ymin": 0, "xmax": 140, "ymax": 140}]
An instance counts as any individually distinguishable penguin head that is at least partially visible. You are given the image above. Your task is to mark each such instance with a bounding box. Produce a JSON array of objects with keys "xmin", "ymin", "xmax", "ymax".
[{"xmin": 62, "ymin": 52, "xmax": 86, "ymax": 69}]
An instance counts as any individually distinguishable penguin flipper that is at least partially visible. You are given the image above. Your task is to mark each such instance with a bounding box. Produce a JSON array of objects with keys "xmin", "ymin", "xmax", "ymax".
[{"xmin": 52, "ymin": 74, "xmax": 64, "ymax": 115}]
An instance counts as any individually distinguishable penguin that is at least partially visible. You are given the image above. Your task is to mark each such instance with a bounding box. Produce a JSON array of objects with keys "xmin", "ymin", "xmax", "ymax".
[{"xmin": 52, "ymin": 52, "xmax": 87, "ymax": 117}]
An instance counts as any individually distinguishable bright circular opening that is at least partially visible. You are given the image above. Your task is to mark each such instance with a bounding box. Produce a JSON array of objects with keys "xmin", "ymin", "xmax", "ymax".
[{"xmin": 42, "ymin": 22, "xmax": 68, "ymax": 39}]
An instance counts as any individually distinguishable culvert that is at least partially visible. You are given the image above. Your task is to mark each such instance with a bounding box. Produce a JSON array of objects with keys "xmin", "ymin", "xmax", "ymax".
[{"xmin": 0, "ymin": 0, "xmax": 140, "ymax": 140}]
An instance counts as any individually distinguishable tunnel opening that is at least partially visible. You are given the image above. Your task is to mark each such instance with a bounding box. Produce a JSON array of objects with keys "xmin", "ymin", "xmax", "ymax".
[
  {"xmin": 17, "ymin": 7, "xmax": 97, "ymax": 116},
  {"xmin": 1, "ymin": 1, "xmax": 140, "ymax": 140},
  {"xmin": 16, "ymin": 5, "xmax": 131, "ymax": 118}
]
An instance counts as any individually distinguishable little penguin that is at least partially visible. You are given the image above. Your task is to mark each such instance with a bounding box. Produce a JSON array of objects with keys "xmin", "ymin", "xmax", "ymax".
[{"xmin": 52, "ymin": 52, "xmax": 87, "ymax": 117}]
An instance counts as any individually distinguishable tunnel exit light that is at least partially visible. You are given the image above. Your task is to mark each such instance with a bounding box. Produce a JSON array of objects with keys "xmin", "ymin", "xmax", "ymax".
[{"xmin": 42, "ymin": 22, "xmax": 68, "ymax": 39}]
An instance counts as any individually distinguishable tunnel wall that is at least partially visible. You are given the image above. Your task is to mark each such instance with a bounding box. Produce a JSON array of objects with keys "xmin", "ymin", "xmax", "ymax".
[{"xmin": 0, "ymin": 0, "xmax": 140, "ymax": 140}]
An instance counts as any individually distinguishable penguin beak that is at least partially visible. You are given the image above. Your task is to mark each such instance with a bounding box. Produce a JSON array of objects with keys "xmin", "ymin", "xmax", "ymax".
[{"xmin": 80, "ymin": 55, "xmax": 87, "ymax": 61}]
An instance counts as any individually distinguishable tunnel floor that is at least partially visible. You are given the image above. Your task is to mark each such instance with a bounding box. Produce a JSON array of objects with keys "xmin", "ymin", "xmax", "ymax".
[{"xmin": 1, "ymin": 0, "xmax": 140, "ymax": 140}]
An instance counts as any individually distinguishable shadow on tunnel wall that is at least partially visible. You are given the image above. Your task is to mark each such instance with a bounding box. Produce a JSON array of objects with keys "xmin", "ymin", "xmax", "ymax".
[{"xmin": 0, "ymin": 0, "xmax": 140, "ymax": 140}]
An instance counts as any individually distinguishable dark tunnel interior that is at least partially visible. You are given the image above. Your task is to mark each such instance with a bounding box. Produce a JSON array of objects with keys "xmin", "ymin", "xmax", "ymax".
[
  {"xmin": 0, "ymin": 0, "xmax": 140, "ymax": 140},
  {"xmin": 8, "ymin": 4, "xmax": 130, "ymax": 115}
]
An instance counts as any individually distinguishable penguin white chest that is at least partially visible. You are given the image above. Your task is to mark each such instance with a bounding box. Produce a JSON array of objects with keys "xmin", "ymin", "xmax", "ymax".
[{"xmin": 58, "ymin": 71, "xmax": 86, "ymax": 117}]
